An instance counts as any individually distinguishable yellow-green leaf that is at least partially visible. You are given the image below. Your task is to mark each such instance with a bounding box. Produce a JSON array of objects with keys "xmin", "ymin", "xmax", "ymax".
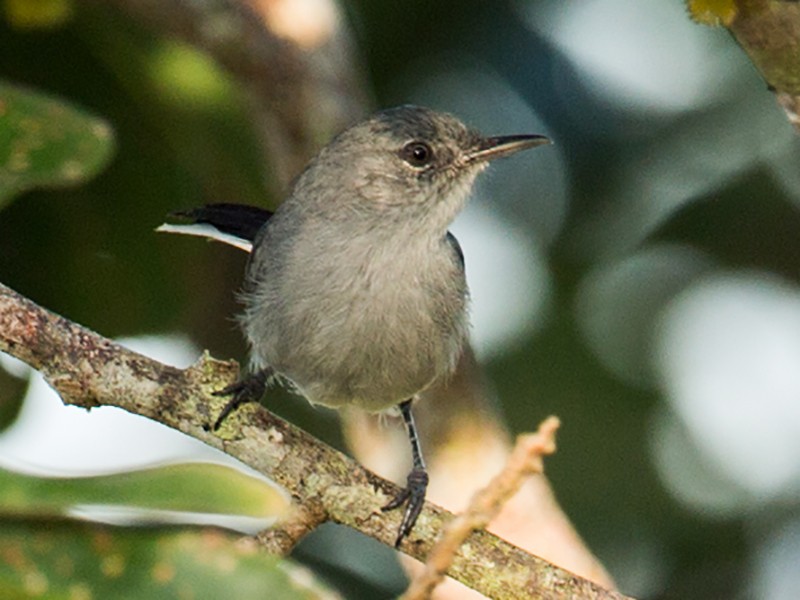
[
  {"xmin": 3, "ymin": 0, "xmax": 73, "ymax": 30},
  {"xmin": 0, "ymin": 463, "xmax": 287, "ymax": 520},
  {"xmin": 0, "ymin": 81, "xmax": 115, "ymax": 209},
  {"xmin": 0, "ymin": 521, "xmax": 340, "ymax": 599}
]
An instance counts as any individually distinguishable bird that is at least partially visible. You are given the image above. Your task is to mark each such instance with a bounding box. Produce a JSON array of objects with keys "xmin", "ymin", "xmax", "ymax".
[{"xmin": 159, "ymin": 105, "xmax": 550, "ymax": 547}]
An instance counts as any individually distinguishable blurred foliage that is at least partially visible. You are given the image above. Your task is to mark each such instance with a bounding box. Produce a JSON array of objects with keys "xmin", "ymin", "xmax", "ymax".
[
  {"xmin": 0, "ymin": 3, "xmax": 267, "ymax": 348},
  {"xmin": 3, "ymin": 0, "xmax": 73, "ymax": 30},
  {"xmin": 0, "ymin": 463, "xmax": 286, "ymax": 519},
  {"xmin": 0, "ymin": 520, "xmax": 337, "ymax": 600},
  {"xmin": 0, "ymin": 81, "xmax": 114, "ymax": 210}
]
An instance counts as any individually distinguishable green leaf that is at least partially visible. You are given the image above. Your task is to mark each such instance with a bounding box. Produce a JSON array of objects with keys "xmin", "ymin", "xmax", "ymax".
[
  {"xmin": 4, "ymin": 0, "xmax": 73, "ymax": 30},
  {"xmin": 0, "ymin": 81, "xmax": 114, "ymax": 209},
  {"xmin": 0, "ymin": 520, "xmax": 339, "ymax": 599},
  {"xmin": 0, "ymin": 463, "xmax": 287, "ymax": 519}
]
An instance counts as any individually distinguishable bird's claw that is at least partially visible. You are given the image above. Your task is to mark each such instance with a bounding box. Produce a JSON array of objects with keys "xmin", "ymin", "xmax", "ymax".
[
  {"xmin": 383, "ymin": 466, "xmax": 429, "ymax": 548},
  {"xmin": 210, "ymin": 370, "xmax": 269, "ymax": 430}
]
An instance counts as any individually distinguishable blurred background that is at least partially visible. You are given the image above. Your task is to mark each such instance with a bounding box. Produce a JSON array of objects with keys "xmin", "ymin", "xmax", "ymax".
[{"xmin": 1, "ymin": 0, "xmax": 799, "ymax": 598}]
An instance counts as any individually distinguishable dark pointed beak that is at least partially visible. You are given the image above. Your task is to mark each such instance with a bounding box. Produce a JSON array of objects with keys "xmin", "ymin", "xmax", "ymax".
[{"xmin": 466, "ymin": 134, "xmax": 551, "ymax": 163}]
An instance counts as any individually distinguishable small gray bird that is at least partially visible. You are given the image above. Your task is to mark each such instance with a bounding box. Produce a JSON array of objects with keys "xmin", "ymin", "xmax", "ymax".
[{"xmin": 161, "ymin": 105, "xmax": 549, "ymax": 547}]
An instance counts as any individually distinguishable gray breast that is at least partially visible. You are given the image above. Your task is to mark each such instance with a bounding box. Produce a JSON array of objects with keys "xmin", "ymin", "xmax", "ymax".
[{"xmin": 241, "ymin": 219, "xmax": 468, "ymax": 412}]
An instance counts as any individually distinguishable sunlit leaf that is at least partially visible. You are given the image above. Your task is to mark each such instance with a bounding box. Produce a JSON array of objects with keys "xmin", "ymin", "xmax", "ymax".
[
  {"xmin": 0, "ymin": 463, "xmax": 287, "ymax": 519},
  {"xmin": 0, "ymin": 81, "xmax": 114, "ymax": 209},
  {"xmin": 0, "ymin": 520, "xmax": 339, "ymax": 599}
]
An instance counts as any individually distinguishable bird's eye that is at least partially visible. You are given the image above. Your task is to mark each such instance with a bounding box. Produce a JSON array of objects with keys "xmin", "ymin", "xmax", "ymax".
[{"xmin": 401, "ymin": 141, "xmax": 434, "ymax": 167}]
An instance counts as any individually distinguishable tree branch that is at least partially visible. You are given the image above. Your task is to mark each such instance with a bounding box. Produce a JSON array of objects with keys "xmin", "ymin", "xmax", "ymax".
[
  {"xmin": 729, "ymin": 0, "xmax": 800, "ymax": 133},
  {"xmin": 0, "ymin": 281, "xmax": 631, "ymax": 600},
  {"xmin": 689, "ymin": 0, "xmax": 800, "ymax": 133}
]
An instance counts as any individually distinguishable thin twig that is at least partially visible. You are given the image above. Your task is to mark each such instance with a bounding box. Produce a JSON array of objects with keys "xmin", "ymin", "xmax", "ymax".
[{"xmin": 401, "ymin": 418, "xmax": 561, "ymax": 600}]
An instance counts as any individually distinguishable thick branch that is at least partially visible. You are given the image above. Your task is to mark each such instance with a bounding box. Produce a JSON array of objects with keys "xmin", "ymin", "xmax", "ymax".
[{"xmin": 0, "ymin": 282, "xmax": 630, "ymax": 599}]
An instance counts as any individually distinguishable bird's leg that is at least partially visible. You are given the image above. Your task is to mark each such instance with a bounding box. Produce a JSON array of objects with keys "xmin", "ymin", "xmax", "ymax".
[
  {"xmin": 382, "ymin": 398, "xmax": 429, "ymax": 548},
  {"xmin": 211, "ymin": 367, "xmax": 273, "ymax": 431}
]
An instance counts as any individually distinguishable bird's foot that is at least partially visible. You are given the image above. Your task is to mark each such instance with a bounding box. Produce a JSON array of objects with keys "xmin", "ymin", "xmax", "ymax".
[
  {"xmin": 382, "ymin": 466, "xmax": 429, "ymax": 548},
  {"xmin": 210, "ymin": 369, "xmax": 270, "ymax": 431}
]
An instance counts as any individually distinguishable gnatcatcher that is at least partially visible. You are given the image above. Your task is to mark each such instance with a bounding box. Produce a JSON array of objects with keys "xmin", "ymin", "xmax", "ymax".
[{"xmin": 160, "ymin": 105, "xmax": 550, "ymax": 547}]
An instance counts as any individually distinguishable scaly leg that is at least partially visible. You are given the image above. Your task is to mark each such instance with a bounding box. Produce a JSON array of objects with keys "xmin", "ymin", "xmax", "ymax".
[{"xmin": 382, "ymin": 398, "xmax": 429, "ymax": 548}]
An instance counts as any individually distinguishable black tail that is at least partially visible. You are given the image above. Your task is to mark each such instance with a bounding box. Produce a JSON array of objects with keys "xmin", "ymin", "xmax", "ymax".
[{"xmin": 170, "ymin": 203, "xmax": 273, "ymax": 243}]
